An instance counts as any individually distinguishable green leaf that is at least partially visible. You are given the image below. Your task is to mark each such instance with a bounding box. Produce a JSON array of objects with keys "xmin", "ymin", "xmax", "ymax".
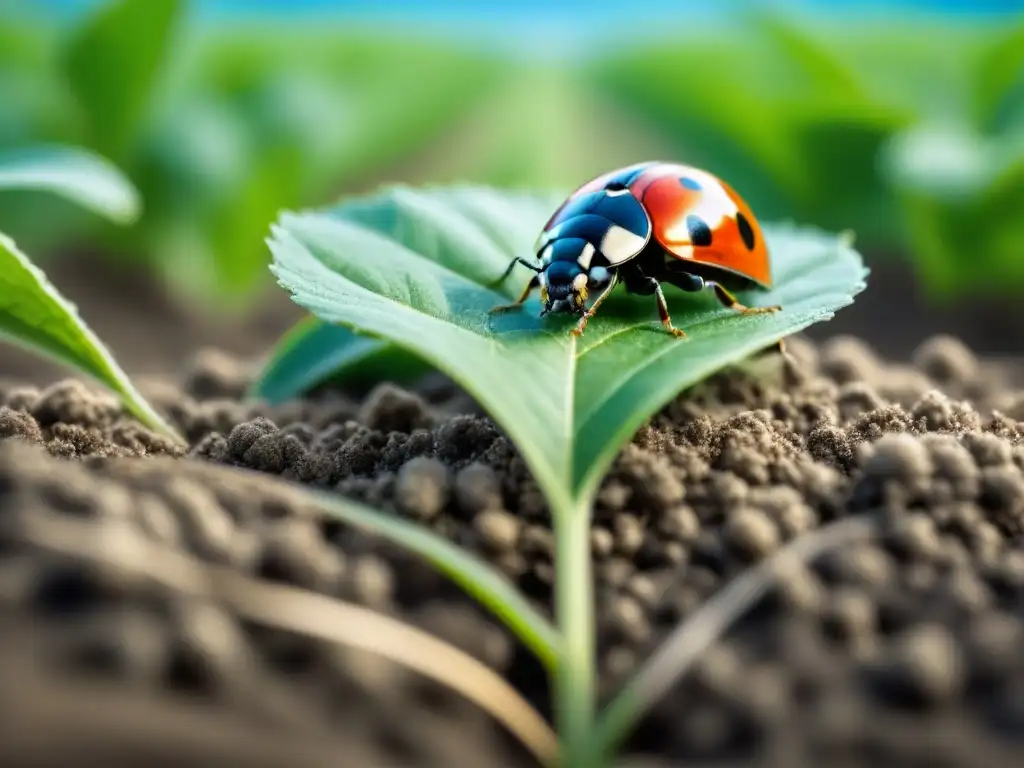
[
  {"xmin": 267, "ymin": 185, "xmax": 867, "ymax": 508},
  {"xmin": 61, "ymin": 0, "xmax": 182, "ymax": 161},
  {"xmin": 251, "ymin": 315, "xmax": 433, "ymax": 404},
  {"xmin": 0, "ymin": 144, "xmax": 141, "ymax": 223},
  {"xmin": 0, "ymin": 232, "xmax": 178, "ymax": 439}
]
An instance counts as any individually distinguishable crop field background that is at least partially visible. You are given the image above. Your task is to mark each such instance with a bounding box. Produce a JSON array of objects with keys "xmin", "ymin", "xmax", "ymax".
[{"xmin": 2, "ymin": 0, "xmax": 1022, "ymax": 382}]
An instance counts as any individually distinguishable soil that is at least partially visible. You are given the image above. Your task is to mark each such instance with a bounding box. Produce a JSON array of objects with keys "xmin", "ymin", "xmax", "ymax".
[
  {"xmin": 4, "ymin": 316, "xmax": 1024, "ymax": 767},
  {"xmin": 5, "ymin": 239, "xmax": 1024, "ymax": 768}
]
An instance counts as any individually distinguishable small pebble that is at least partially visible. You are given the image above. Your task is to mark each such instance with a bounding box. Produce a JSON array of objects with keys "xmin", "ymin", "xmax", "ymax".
[
  {"xmin": 860, "ymin": 433, "xmax": 933, "ymax": 480},
  {"xmin": 520, "ymin": 525, "xmax": 555, "ymax": 559},
  {"xmin": 590, "ymin": 526, "xmax": 615, "ymax": 558},
  {"xmin": 613, "ymin": 513, "xmax": 645, "ymax": 556},
  {"xmin": 866, "ymin": 624, "xmax": 964, "ymax": 708},
  {"xmin": 0, "ymin": 406, "xmax": 43, "ymax": 443},
  {"xmin": 348, "ymin": 555, "xmax": 395, "ymax": 608},
  {"xmin": 394, "ymin": 457, "xmax": 450, "ymax": 521},
  {"xmin": 473, "ymin": 509, "xmax": 521, "ymax": 551},
  {"xmin": 723, "ymin": 507, "xmax": 780, "ymax": 561},
  {"xmin": 357, "ymin": 383, "xmax": 432, "ymax": 433},
  {"xmin": 655, "ymin": 505, "xmax": 700, "ymax": 543},
  {"xmin": 600, "ymin": 558, "xmax": 635, "ymax": 588},
  {"xmin": 609, "ymin": 594, "xmax": 650, "ymax": 645},
  {"xmin": 912, "ymin": 335, "xmax": 978, "ymax": 386},
  {"xmin": 823, "ymin": 587, "xmax": 877, "ymax": 643},
  {"xmin": 454, "ymin": 463, "xmax": 502, "ymax": 514},
  {"xmin": 259, "ymin": 519, "xmax": 344, "ymax": 591}
]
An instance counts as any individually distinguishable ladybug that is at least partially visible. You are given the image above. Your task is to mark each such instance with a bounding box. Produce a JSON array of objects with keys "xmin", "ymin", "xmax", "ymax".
[{"xmin": 490, "ymin": 161, "xmax": 782, "ymax": 337}]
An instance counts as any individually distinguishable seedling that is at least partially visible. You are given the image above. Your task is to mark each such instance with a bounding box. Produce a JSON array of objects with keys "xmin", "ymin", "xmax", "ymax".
[
  {"xmin": 0, "ymin": 148, "xmax": 872, "ymax": 764},
  {"xmin": 0, "ymin": 145, "xmax": 180, "ymax": 442},
  {"xmin": 262, "ymin": 182, "xmax": 870, "ymax": 766}
]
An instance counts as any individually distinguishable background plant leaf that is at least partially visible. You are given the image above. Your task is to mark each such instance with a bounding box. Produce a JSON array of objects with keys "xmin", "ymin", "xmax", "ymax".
[
  {"xmin": 971, "ymin": 15, "xmax": 1024, "ymax": 133},
  {"xmin": 880, "ymin": 123, "xmax": 1024, "ymax": 297},
  {"xmin": 749, "ymin": 10, "xmax": 871, "ymax": 102},
  {"xmin": 775, "ymin": 100, "xmax": 913, "ymax": 243},
  {"xmin": 267, "ymin": 185, "xmax": 867, "ymax": 509},
  {"xmin": 160, "ymin": 144, "xmax": 306, "ymax": 302},
  {"xmin": 251, "ymin": 316, "xmax": 431, "ymax": 404},
  {"xmin": 61, "ymin": 0, "xmax": 182, "ymax": 162},
  {"xmin": 0, "ymin": 144, "xmax": 141, "ymax": 223}
]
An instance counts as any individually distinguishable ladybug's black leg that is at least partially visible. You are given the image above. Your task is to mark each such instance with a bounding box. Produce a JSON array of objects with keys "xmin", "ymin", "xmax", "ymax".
[
  {"xmin": 490, "ymin": 274, "xmax": 540, "ymax": 313},
  {"xmin": 571, "ymin": 272, "xmax": 619, "ymax": 337},
  {"xmin": 621, "ymin": 264, "xmax": 687, "ymax": 338},
  {"xmin": 707, "ymin": 281, "xmax": 782, "ymax": 315},
  {"xmin": 649, "ymin": 278, "xmax": 687, "ymax": 338},
  {"xmin": 667, "ymin": 269, "xmax": 706, "ymax": 293},
  {"xmin": 628, "ymin": 274, "xmax": 686, "ymax": 338}
]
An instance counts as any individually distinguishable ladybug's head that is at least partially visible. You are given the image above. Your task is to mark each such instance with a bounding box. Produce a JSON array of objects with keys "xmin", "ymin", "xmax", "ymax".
[
  {"xmin": 534, "ymin": 186, "xmax": 651, "ymax": 316},
  {"xmin": 538, "ymin": 242, "xmax": 590, "ymax": 315}
]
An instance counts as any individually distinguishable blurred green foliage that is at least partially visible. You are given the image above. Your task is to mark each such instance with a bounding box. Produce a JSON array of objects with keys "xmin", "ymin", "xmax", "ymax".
[
  {"xmin": 62, "ymin": 0, "xmax": 183, "ymax": 163},
  {"xmin": 586, "ymin": 11, "xmax": 1024, "ymax": 299},
  {"xmin": 0, "ymin": 1, "xmax": 1021, "ymax": 307},
  {"xmin": 0, "ymin": 0, "xmax": 504, "ymax": 306}
]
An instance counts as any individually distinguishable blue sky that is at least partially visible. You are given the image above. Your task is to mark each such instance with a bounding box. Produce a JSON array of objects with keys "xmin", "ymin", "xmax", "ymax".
[
  {"xmin": 27, "ymin": 0, "xmax": 1024, "ymax": 19},
  {"xmin": 17, "ymin": 0, "xmax": 1024, "ymax": 55}
]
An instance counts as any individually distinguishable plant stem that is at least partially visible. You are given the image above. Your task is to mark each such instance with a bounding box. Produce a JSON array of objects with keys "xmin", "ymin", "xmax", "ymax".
[{"xmin": 553, "ymin": 493, "xmax": 599, "ymax": 768}]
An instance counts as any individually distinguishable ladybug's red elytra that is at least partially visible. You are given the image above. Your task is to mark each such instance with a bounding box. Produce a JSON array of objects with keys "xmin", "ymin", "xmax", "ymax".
[{"xmin": 490, "ymin": 161, "xmax": 782, "ymax": 338}]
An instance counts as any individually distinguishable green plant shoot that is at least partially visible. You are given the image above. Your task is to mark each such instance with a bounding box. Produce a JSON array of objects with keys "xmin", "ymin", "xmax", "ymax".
[
  {"xmin": 0, "ymin": 145, "xmax": 180, "ymax": 442},
  {"xmin": 265, "ymin": 184, "xmax": 868, "ymax": 766}
]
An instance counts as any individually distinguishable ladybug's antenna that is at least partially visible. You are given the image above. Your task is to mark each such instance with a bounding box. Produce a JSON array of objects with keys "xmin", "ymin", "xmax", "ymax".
[{"xmin": 489, "ymin": 256, "xmax": 542, "ymax": 289}]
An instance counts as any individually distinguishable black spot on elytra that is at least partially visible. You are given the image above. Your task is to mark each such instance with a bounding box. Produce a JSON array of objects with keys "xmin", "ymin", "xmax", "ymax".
[
  {"xmin": 680, "ymin": 177, "xmax": 702, "ymax": 191},
  {"xmin": 736, "ymin": 212, "xmax": 756, "ymax": 251},
  {"xmin": 686, "ymin": 215, "xmax": 713, "ymax": 247}
]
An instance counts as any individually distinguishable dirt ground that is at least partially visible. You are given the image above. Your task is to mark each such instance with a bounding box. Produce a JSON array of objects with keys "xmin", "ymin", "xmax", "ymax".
[{"xmin": 4, "ymin": 303, "xmax": 1024, "ymax": 767}]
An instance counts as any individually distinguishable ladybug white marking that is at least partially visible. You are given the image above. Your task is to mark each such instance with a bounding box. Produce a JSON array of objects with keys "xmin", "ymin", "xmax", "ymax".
[
  {"xmin": 601, "ymin": 225, "xmax": 646, "ymax": 266},
  {"xmin": 578, "ymin": 242, "xmax": 596, "ymax": 269}
]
